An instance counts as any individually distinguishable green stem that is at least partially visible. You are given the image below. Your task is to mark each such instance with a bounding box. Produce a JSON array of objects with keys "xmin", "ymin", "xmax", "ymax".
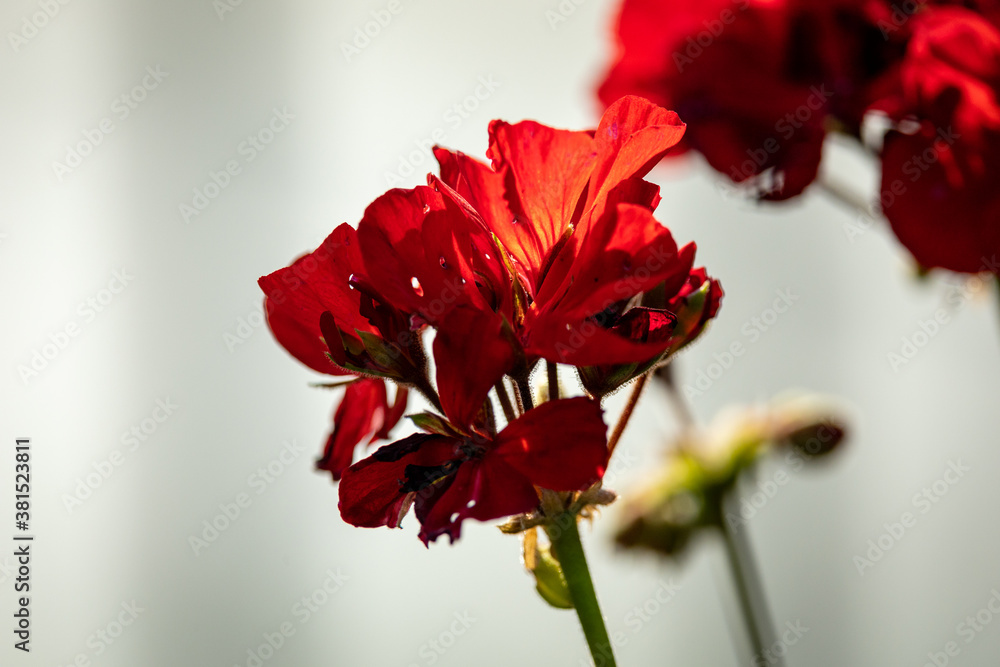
[
  {"xmin": 719, "ymin": 493, "xmax": 782, "ymax": 666},
  {"xmin": 548, "ymin": 515, "xmax": 617, "ymax": 667}
]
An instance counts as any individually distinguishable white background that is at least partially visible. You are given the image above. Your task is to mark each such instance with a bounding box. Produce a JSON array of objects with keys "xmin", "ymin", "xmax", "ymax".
[{"xmin": 2, "ymin": 0, "xmax": 999, "ymax": 665}]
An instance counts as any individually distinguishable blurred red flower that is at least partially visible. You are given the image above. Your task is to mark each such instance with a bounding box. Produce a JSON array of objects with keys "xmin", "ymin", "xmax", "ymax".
[
  {"xmin": 599, "ymin": 0, "xmax": 899, "ymax": 200},
  {"xmin": 878, "ymin": 6, "xmax": 1000, "ymax": 272}
]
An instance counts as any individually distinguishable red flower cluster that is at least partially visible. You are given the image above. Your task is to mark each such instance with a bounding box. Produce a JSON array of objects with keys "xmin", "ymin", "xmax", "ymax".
[
  {"xmin": 599, "ymin": 0, "xmax": 1000, "ymax": 273},
  {"xmin": 259, "ymin": 97, "xmax": 721, "ymax": 544}
]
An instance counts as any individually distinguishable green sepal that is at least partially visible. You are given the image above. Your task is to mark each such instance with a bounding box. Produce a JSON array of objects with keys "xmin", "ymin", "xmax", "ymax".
[
  {"xmin": 408, "ymin": 412, "xmax": 464, "ymax": 438},
  {"xmin": 532, "ymin": 545, "xmax": 574, "ymax": 610}
]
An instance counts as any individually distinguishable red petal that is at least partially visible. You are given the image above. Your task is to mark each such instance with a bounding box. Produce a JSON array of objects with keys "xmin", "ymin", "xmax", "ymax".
[
  {"xmin": 338, "ymin": 434, "xmax": 457, "ymax": 529},
  {"xmin": 583, "ymin": 96, "xmax": 686, "ymax": 219},
  {"xmin": 433, "ymin": 306, "xmax": 518, "ymax": 429},
  {"xmin": 316, "ymin": 379, "xmax": 389, "ymax": 481},
  {"xmin": 608, "ymin": 307, "xmax": 677, "ymax": 344},
  {"xmin": 258, "ymin": 225, "xmax": 376, "ymax": 374},
  {"xmin": 493, "ymin": 397, "xmax": 608, "ymax": 491},
  {"xmin": 433, "ymin": 148, "xmax": 547, "ymax": 295},
  {"xmin": 881, "ymin": 128, "xmax": 1000, "ymax": 273},
  {"xmin": 540, "ymin": 203, "xmax": 690, "ymax": 321},
  {"xmin": 358, "ymin": 186, "xmax": 497, "ymax": 322},
  {"xmin": 487, "ymin": 120, "xmax": 597, "ymax": 277},
  {"xmin": 415, "ymin": 456, "xmax": 540, "ymax": 545}
]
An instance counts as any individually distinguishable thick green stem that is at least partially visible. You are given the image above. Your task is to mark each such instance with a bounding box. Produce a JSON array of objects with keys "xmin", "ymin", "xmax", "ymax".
[{"xmin": 548, "ymin": 515, "xmax": 617, "ymax": 667}]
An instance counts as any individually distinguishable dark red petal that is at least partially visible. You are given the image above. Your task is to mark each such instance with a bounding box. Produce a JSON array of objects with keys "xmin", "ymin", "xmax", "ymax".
[
  {"xmin": 260, "ymin": 295, "xmax": 338, "ymax": 375},
  {"xmin": 881, "ymin": 129, "xmax": 1000, "ymax": 273},
  {"xmin": 358, "ymin": 186, "xmax": 496, "ymax": 322},
  {"xmin": 524, "ymin": 309, "xmax": 682, "ymax": 367},
  {"xmin": 433, "ymin": 306, "xmax": 518, "ymax": 429},
  {"xmin": 434, "ymin": 148, "xmax": 546, "ymax": 295},
  {"xmin": 553, "ymin": 204, "xmax": 689, "ymax": 320},
  {"xmin": 493, "ymin": 397, "xmax": 608, "ymax": 491},
  {"xmin": 316, "ymin": 379, "xmax": 388, "ymax": 481},
  {"xmin": 415, "ymin": 456, "xmax": 540, "ymax": 545},
  {"xmin": 608, "ymin": 307, "xmax": 677, "ymax": 344},
  {"xmin": 338, "ymin": 434, "xmax": 457, "ymax": 529},
  {"xmin": 258, "ymin": 224, "xmax": 376, "ymax": 374}
]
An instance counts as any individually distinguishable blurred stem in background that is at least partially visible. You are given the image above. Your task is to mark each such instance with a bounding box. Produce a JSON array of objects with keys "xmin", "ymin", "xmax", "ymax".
[{"xmin": 719, "ymin": 491, "xmax": 783, "ymax": 667}]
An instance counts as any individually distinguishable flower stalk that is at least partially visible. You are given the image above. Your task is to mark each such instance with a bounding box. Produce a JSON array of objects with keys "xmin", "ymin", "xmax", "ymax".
[
  {"xmin": 547, "ymin": 514, "xmax": 617, "ymax": 667},
  {"xmin": 719, "ymin": 492, "xmax": 783, "ymax": 667},
  {"xmin": 607, "ymin": 373, "xmax": 648, "ymax": 456}
]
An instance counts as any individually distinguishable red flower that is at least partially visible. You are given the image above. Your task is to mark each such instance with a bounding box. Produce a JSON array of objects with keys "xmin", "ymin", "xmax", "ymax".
[
  {"xmin": 433, "ymin": 96, "xmax": 719, "ymax": 373},
  {"xmin": 338, "ymin": 397, "xmax": 608, "ymax": 545},
  {"xmin": 598, "ymin": 0, "xmax": 900, "ymax": 200},
  {"xmin": 258, "ymin": 225, "xmax": 414, "ymax": 477},
  {"xmin": 316, "ymin": 379, "xmax": 409, "ymax": 481},
  {"xmin": 878, "ymin": 6, "xmax": 1000, "ymax": 272},
  {"xmin": 259, "ymin": 99, "xmax": 722, "ymax": 543}
]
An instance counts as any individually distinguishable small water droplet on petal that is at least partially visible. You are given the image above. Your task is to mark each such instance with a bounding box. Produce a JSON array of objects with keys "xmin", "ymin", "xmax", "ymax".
[
  {"xmin": 410, "ymin": 276, "xmax": 424, "ymax": 297},
  {"xmin": 439, "ymin": 256, "xmax": 448, "ymax": 269},
  {"xmin": 422, "ymin": 204, "xmax": 430, "ymax": 214}
]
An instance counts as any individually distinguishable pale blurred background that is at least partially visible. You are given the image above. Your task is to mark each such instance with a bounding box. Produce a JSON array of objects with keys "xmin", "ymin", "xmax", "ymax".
[{"xmin": 2, "ymin": 1, "xmax": 1000, "ymax": 665}]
